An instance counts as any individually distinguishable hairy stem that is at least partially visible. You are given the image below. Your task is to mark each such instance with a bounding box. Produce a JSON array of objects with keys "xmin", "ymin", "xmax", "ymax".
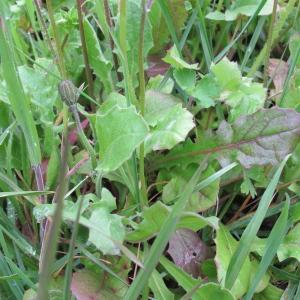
[
  {"xmin": 37, "ymin": 130, "xmax": 69, "ymax": 300},
  {"xmin": 76, "ymin": 0, "xmax": 94, "ymax": 97},
  {"xmin": 138, "ymin": 0, "xmax": 148, "ymax": 207}
]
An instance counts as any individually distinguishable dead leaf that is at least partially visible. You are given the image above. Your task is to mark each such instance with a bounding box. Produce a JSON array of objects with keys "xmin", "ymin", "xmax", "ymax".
[
  {"xmin": 268, "ymin": 59, "xmax": 289, "ymax": 97},
  {"xmin": 167, "ymin": 228, "xmax": 211, "ymax": 277}
]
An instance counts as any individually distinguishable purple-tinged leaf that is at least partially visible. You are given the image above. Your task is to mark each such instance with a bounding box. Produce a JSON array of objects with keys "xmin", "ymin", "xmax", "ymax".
[
  {"xmin": 152, "ymin": 107, "xmax": 300, "ymax": 169},
  {"xmin": 167, "ymin": 229, "xmax": 211, "ymax": 277}
]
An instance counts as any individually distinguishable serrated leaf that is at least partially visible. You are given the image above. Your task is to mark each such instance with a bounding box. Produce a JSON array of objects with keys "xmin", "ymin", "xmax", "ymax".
[
  {"xmin": 163, "ymin": 46, "xmax": 198, "ymax": 70},
  {"xmin": 96, "ymin": 105, "xmax": 149, "ymax": 172},
  {"xmin": 211, "ymin": 58, "xmax": 242, "ymax": 90},
  {"xmin": 144, "ymin": 104, "xmax": 195, "ymax": 153},
  {"xmin": 126, "ymin": 201, "xmax": 218, "ymax": 242},
  {"xmin": 211, "ymin": 57, "xmax": 266, "ymax": 121},
  {"xmin": 153, "ymin": 108, "xmax": 300, "ymax": 169}
]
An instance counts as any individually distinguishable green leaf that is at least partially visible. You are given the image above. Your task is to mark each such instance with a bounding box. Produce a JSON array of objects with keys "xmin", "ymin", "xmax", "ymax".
[
  {"xmin": 253, "ymin": 284, "xmax": 283, "ymax": 300},
  {"xmin": 211, "ymin": 57, "xmax": 266, "ymax": 121},
  {"xmin": 244, "ymin": 198, "xmax": 289, "ymax": 300},
  {"xmin": 96, "ymin": 105, "xmax": 149, "ymax": 172},
  {"xmin": 18, "ymin": 58, "xmax": 60, "ymax": 123},
  {"xmin": 124, "ymin": 0, "xmax": 153, "ymax": 76},
  {"xmin": 159, "ymin": 165, "xmax": 220, "ymax": 212},
  {"xmin": 149, "ymin": 0, "xmax": 188, "ymax": 53},
  {"xmin": 144, "ymin": 104, "xmax": 195, "ymax": 153},
  {"xmin": 71, "ymin": 268, "xmax": 128, "ymax": 299},
  {"xmin": 225, "ymin": 155, "xmax": 289, "ymax": 289},
  {"xmin": 190, "ymin": 74, "xmax": 220, "ymax": 108},
  {"xmin": 207, "ymin": 0, "xmax": 274, "ymax": 21},
  {"xmin": 160, "ymin": 255, "xmax": 201, "ymax": 297},
  {"xmin": 277, "ymin": 222, "xmax": 300, "ymax": 262},
  {"xmin": 126, "ymin": 201, "xmax": 218, "ymax": 242},
  {"xmin": 194, "ymin": 283, "xmax": 235, "ymax": 300},
  {"xmin": 83, "ymin": 19, "xmax": 113, "ymax": 93},
  {"xmin": 0, "ymin": 21, "xmax": 41, "ymax": 166},
  {"xmin": 173, "ymin": 69, "xmax": 196, "ymax": 91},
  {"xmin": 215, "ymin": 224, "xmax": 251, "ymax": 298},
  {"xmin": 162, "ymin": 46, "xmax": 198, "ymax": 70},
  {"xmin": 211, "ymin": 58, "xmax": 242, "ymax": 90},
  {"xmin": 144, "ymin": 90, "xmax": 181, "ymax": 126},
  {"xmin": 149, "ymin": 269, "xmax": 174, "ymax": 300},
  {"xmin": 88, "ymin": 189, "xmax": 125, "ymax": 255}
]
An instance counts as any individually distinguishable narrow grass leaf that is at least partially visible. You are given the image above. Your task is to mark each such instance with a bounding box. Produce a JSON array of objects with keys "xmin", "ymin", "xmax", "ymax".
[
  {"xmin": 225, "ymin": 155, "xmax": 290, "ymax": 289},
  {"xmin": 0, "ymin": 17, "xmax": 41, "ymax": 167},
  {"xmin": 244, "ymin": 195, "xmax": 290, "ymax": 300}
]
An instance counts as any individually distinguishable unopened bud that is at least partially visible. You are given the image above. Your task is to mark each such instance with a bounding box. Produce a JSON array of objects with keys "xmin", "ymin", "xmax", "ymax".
[{"xmin": 58, "ymin": 80, "xmax": 80, "ymax": 107}]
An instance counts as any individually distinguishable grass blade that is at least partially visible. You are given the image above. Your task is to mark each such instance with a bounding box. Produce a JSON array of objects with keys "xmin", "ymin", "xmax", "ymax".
[
  {"xmin": 244, "ymin": 195, "xmax": 290, "ymax": 300},
  {"xmin": 0, "ymin": 15, "xmax": 41, "ymax": 167},
  {"xmin": 225, "ymin": 155, "xmax": 291, "ymax": 289}
]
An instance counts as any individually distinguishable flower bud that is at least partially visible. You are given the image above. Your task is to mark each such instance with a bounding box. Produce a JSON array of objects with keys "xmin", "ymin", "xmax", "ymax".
[{"xmin": 58, "ymin": 80, "xmax": 80, "ymax": 107}]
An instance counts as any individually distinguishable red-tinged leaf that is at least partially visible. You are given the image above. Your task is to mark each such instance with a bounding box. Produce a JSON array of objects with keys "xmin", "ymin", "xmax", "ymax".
[
  {"xmin": 167, "ymin": 228, "xmax": 211, "ymax": 277},
  {"xmin": 152, "ymin": 107, "xmax": 300, "ymax": 169},
  {"xmin": 146, "ymin": 55, "xmax": 170, "ymax": 77}
]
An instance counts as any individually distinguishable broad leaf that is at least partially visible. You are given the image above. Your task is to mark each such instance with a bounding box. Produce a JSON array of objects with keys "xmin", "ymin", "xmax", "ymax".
[
  {"xmin": 88, "ymin": 189, "xmax": 125, "ymax": 255},
  {"xmin": 126, "ymin": 201, "xmax": 218, "ymax": 242},
  {"xmin": 159, "ymin": 165, "xmax": 220, "ymax": 212},
  {"xmin": 71, "ymin": 268, "xmax": 128, "ymax": 300},
  {"xmin": 144, "ymin": 104, "xmax": 195, "ymax": 153},
  {"xmin": 96, "ymin": 105, "xmax": 149, "ymax": 172},
  {"xmin": 211, "ymin": 57, "xmax": 266, "ymax": 121},
  {"xmin": 167, "ymin": 229, "xmax": 211, "ymax": 277},
  {"xmin": 206, "ymin": 0, "xmax": 273, "ymax": 21},
  {"xmin": 153, "ymin": 108, "xmax": 300, "ymax": 169}
]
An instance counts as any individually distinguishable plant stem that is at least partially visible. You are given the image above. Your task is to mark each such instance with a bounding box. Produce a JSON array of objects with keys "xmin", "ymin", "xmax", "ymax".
[
  {"xmin": 70, "ymin": 106, "xmax": 97, "ymax": 170},
  {"xmin": 37, "ymin": 129, "xmax": 69, "ymax": 300},
  {"xmin": 63, "ymin": 194, "xmax": 84, "ymax": 300},
  {"xmin": 33, "ymin": 0, "xmax": 56, "ymax": 58},
  {"xmin": 76, "ymin": 0, "xmax": 94, "ymax": 97},
  {"xmin": 138, "ymin": 0, "xmax": 147, "ymax": 207},
  {"xmin": 45, "ymin": 0, "xmax": 67, "ymax": 79},
  {"xmin": 104, "ymin": 0, "xmax": 121, "ymax": 82},
  {"xmin": 263, "ymin": 0, "xmax": 278, "ymax": 86}
]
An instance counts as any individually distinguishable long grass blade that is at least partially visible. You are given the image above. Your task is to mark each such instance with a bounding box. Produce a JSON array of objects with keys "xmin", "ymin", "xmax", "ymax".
[
  {"xmin": 225, "ymin": 155, "xmax": 290, "ymax": 289},
  {"xmin": 244, "ymin": 195, "xmax": 290, "ymax": 300}
]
